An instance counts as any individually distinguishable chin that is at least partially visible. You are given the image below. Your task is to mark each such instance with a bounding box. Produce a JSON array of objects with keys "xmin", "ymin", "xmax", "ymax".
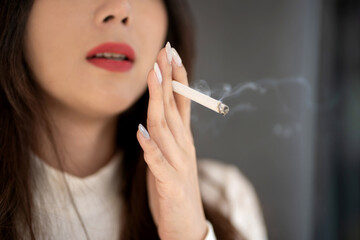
[
  {"xmin": 93, "ymin": 99, "xmax": 139, "ymax": 118},
  {"xmin": 70, "ymin": 86, "xmax": 146, "ymax": 120}
]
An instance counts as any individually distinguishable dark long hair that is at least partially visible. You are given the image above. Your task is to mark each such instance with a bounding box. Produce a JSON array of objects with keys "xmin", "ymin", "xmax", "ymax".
[{"xmin": 0, "ymin": 0, "xmax": 244, "ymax": 239}]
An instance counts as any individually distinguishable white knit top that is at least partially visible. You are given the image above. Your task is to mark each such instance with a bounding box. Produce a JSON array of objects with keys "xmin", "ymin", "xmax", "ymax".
[{"xmin": 29, "ymin": 152, "xmax": 267, "ymax": 240}]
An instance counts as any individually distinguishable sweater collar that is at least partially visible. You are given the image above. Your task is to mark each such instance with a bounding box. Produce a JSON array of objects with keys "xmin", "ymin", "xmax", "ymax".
[{"xmin": 31, "ymin": 151, "xmax": 123, "ymax": 197}]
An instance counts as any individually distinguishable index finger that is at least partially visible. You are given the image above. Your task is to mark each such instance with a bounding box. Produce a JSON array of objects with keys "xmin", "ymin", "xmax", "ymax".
[{"xmin": 170, "ymin": 47, "xmax": 191, "ymax": 129}]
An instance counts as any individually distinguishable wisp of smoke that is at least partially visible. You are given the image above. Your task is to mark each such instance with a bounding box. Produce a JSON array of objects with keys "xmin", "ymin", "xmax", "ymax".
[{"xmin": 190, "ymin": 76, "xmax": 313, "ymax": 137}]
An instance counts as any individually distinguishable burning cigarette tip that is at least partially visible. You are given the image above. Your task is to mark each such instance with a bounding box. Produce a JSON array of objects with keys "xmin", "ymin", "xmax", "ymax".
[{"xmin": 218, "ymin": 103, "xmax": 230, "ymax": 116}]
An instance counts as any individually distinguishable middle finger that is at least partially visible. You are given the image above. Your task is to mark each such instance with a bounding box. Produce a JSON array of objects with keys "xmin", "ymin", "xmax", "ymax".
[{"xmin": 157, "ymin": 43, "xmax": 190, "ymax": 150}]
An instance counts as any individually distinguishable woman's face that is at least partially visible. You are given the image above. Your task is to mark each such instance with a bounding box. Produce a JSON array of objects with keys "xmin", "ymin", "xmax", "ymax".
[{"xmin": 24, "ymin": 0, "xmax": 168, "ymax": 119}]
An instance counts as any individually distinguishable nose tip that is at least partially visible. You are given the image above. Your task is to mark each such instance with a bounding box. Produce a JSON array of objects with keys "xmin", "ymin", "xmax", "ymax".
[
  {"xmin": 95, "ymin": 1, "xmax": 132, "ymax": 26},
  {"xmin": 103, "ymin": 15, "xmax": 129, "ymax": 25}
]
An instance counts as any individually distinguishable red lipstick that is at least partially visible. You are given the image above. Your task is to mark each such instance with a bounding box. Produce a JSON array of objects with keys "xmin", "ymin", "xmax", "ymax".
[{"xmin": 86, "ymin": 42, "xmax": 135, "ymax": 72}]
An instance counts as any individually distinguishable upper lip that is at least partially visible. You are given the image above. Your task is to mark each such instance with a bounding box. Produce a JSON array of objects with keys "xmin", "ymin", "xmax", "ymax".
[{"xmin": 86, "ymin": 42, "xmax": 135, "ymax": 61}]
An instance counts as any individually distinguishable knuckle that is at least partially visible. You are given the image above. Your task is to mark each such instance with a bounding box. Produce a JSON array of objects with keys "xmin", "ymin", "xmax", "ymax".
[
  {"xmin": 166, "ymin": 96, "xmax": 177, "ymax": 109},
  {"xmin": 143, "ymin": 145, "xmax": 156, "ymax": 158},
  {"xmin": 159, "ymin": 118, "xmax": 167, "ymax": 129},
  {"xmin": 154, "ymin": 155, "xmax": 167, "ymax": 166},
  {"xmin": 146, "ymin": 118, "xmax": 156, "ymax": 128},
  {"xmin": 182, "ymin": 68, "xmax": 188, "ymax": 78},
  {"xmin": 147, "ymin": 117, "xmax": 167, "ymax": 130},
  {"xmin": 157, "ymin": 49, "xmax": 167, "ymax": 63},
  {"xmin": 175, "ymin": 68, "xmax": 188, "ymax": 85},
  {"xmin": 144, "ymin": 151, "xmax": 167, "ymax": 167},
  {"xmin": 143, "ymin": 152, "xmax": 152, "ymax": 161}
]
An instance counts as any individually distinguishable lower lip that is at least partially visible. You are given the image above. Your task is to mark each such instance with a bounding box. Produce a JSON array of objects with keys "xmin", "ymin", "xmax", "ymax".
[{"xmin": 87, "ymin": 58, "xmax": 133, "ymax": 72}]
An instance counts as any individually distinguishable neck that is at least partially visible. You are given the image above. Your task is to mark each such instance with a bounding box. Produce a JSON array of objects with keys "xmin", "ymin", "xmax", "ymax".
[{"xmin": 35, "ymin": 107, "xmax": 118, "ymax": 178}]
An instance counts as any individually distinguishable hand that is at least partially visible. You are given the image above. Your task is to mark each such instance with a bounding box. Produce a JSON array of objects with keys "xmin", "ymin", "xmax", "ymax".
[{"xmin": 136, "ymin": 42, "xmax": 208, "ymax": 240}]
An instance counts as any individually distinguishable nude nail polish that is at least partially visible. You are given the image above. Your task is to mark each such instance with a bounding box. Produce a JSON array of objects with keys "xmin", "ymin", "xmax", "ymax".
[
  {"xmin": 171, "ymin": 47, "xmax": 182, "ymax": 67},
  {"xmin": 154, "ymin": 62, "xmax": 162, "ymax": 84},
  {"xmin": 138, "ymin": 123, "xmax": 150, "ymax": 140},
  {"xmin": 165, "ymin": 41, "xmax": 173, "ymax": 64}
]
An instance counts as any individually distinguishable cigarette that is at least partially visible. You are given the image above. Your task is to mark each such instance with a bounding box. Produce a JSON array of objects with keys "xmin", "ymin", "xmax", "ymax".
[{"xmin": 172, "ymin": 80, "xmax": 229, "ymax": 116}]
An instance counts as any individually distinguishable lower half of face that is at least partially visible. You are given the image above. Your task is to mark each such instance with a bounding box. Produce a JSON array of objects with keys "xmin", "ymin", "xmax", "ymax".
[
  {"xmin": 24, "ymin": 0, "xmax": 167, "ymax": 120},
  {"xmin": 34, "ymin": 63, "xmax": 151, "ymax": 120}
]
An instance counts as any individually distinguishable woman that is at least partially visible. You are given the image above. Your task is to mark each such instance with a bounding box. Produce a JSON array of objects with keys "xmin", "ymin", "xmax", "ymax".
[{"xmin": 0, "ymin": 0, "xmax": 267, "ymax": 239}]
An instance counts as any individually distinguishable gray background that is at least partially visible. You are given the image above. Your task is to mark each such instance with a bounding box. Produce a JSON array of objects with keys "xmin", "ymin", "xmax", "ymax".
[{"xmin": 188, "ymin": 1, "xmax": 321, "ymax": 239}]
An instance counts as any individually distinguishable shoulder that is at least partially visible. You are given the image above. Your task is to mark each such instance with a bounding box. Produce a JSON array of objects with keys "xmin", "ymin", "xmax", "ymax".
[{"xmin": 197, "ymin": 158, "xmax": 268, "ymax": 240}]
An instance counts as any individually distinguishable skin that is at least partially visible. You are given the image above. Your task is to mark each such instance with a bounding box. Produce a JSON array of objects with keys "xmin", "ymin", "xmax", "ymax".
[{"xmin": 24, "ymin": 0, "xmax": 207, "ymax": 239}]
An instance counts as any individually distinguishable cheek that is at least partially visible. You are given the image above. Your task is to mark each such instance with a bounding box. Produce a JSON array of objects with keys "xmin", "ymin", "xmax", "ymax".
[
  {"xmin": 25, "ymin": 1, "xmax": 81, "ymax": 76},
  {"xmin": 135, "ymin": 1, "xmax": 168, "ymax": 72},
  {"xmin": 24, "ymin": 6, "xmax": 90, "ymax": 113}
]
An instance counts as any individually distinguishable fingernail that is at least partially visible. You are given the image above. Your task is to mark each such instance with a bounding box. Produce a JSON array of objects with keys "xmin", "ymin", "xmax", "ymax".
[
  {"xmin": 171, "ymin": 48, "xmax": 182, "ymax": 67},
  {"xmin": 165, "ymin": 41, "xmax": 173, "ymax": 64},
  {"xmin": 154, "ymin": 62, "xmax": 162, "ymax": 84},
  {"xmin": 138, "ymin": 123, "xmax": 150, "ymax": 140}
]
